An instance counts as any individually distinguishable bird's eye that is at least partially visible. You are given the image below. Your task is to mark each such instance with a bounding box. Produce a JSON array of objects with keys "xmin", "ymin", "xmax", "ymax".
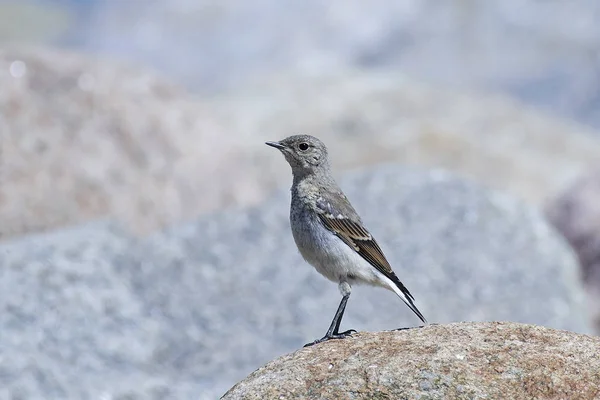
[{"xmin": 298, "ymin": 142, "xmax": 309, "ymax": 151}]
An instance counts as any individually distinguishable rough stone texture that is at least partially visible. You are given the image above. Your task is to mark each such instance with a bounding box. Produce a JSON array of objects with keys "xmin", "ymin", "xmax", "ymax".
[
  {"xmin": 0, "ymin": 166, "xmax": 590, "ymax": 399},
  {"xmin": 0, "ymin": 221, "xmax": 207, "ymax": 400},
  {"xmin": 222, "ymin": 322, "xmax": 600, "ymax": 400},
  {"xmin": 546, "ymin": 167, "xmax": 600, "ymax": 334}
]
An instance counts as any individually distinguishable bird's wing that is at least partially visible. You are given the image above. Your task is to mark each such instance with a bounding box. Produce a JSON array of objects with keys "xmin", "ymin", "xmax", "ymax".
[
  {"xmin": 315, "ymin": 193, "xmax": 415, "ymax": 302},
  {"xmin": 315, "ymin": 191, "xmax": 426, "ymax": 323}
]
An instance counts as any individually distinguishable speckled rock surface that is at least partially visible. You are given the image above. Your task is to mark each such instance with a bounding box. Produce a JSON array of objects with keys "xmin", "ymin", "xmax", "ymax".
[
  {"xmin": 0, "ymin": 221, "xmax": 209, "ymax": 399},
  {"xmin": 0, "ymin": 166, "xmax": 590, "ymax": 399},
  {"xmin": 222, "ymin": 322, "xmax": 600, "ymax": 400}
]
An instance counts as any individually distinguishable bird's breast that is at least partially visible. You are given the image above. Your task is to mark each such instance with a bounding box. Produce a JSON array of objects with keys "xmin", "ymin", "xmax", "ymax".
[
  {"xmin": 289, "ymin": 202, "xmax": 358, "ymax": 283},
  {"xmin": 290, "ymin": 206, "xmax": 327, "ymax": 262}
]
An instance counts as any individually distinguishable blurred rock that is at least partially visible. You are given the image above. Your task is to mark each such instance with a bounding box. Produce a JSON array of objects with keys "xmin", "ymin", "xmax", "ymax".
[
  {"xmin": 0, "ymin": 165, "xmax": 589, "ymax": 398},
  {"xmin": 222, "ymin": 322, "xmax": 600, "ymax": 400},
  {"xmin": 78, "ymin": 0, "xmax": 600, "ymax": 126},
  {"xmin": 0, "ymin": 221, "xmax": 210, "ymax": 400},
  {"xmin": 3, "ymin": 47, "xmax": 600, "ymax": 247},
  {"xmin": 0, "ymin": 47, "xmax": 237, "ymax": 238},
  {"xmin": 136, "ymin": 166, "xmax": 588, "ymax": 396},
  {"xmin": 214, "ymin": 70, "xmax": 600, "ymax": 207},
  {"xmin": 546, "ymin": 167, "xmax": 600, "ymax": 334}
]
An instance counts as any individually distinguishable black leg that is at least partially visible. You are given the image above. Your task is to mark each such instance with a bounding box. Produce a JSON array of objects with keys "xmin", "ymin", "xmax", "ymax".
[
  {"xmin": 331, "ymin": 294, "xmax": 352, "ymax": 335},
  {"xmin": 304, "ymin": 294, "xmax": 356, "ymax": 347}
]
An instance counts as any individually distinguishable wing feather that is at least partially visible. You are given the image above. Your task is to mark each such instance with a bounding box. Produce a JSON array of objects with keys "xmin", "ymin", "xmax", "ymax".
[
  {"xmin": 317, "ymin": 213, "xmax": 416, "ymax": 302},
  {"xmin": 314, "ymin": 192, "xmax": 426, "ymax": 323}
]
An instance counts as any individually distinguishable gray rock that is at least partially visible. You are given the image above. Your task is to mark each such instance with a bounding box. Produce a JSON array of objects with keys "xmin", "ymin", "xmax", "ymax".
[
  {"xmin": 0, "ymin": 166, "xmax": 590, "ymax": 398},
  {"xmin": 213, "ymin": 70, "xmax": 600, "ymax": 208},
  {"xmin": 3, "ymin": 48, "xmax": 600, "ymax": 241},
  {"xmin": 0, "ymin": 47, "xmax": 234, "ymax": 238},
  {"xmin": 137, "ymin": 166, "xmax": 589, "ymax": 396},
  {"xmin": 222, "ymin": 322, "xmax": 600, "ymax": 400},
  {"xmin": 0, "ymin": 221, "xmax": 215, "ymax": 399}
]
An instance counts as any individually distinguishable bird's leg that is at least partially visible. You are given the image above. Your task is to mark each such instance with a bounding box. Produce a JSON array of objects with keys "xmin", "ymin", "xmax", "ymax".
[
  {"xmin": 304, "ymin": 293, "xmax": 356, "ymax": 347},
  {"xmin": 331, "ymin": 294, "xmax": 355, "ymax": 336}
]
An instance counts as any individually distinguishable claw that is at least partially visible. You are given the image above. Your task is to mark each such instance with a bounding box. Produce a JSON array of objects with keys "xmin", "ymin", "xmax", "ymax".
[{"xmin": 303, "ymin": 329, "xmax": 356, "ymax": 347}]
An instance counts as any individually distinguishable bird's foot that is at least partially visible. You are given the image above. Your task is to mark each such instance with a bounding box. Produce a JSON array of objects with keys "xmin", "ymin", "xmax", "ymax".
[{"xmin": 303, "ymin": 329, "xmax": 356, "ymax": 347}]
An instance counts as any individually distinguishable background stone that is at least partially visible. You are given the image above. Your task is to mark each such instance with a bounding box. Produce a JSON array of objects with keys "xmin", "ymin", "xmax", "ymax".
[
  {"xmin": 0, "ymin": 221, "xmax": 210, "ymax": 399},
  {"xmin": 546, "ymin": 167, "xmax": 600, "ymax": 334},
  {"xmin": 1, "ymin": 2, "xmax": 600, "ymax": 398},
  {"xmin": 213, "ymin": 70, "xmax": 600, "ymax": 207},
  {"xmin": 222, "ymin": 322, "xmax": 600, "ymax": 400},
  {"xmin": 0, "ymin": 166, "xmax": 589, "ymax": 398},
  {"xmin": 0, "ymin": 47, "xmax": 233, "ymax": 238},
  {"xmin": 2, "ymin": 48, "xmax": 600, "ymax": 240}
]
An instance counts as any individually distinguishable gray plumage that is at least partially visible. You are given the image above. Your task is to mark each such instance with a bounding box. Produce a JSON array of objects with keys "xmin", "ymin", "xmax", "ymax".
[{"xmin": 266, "ymin": 134, "xmax": 426, "ymax": 345}]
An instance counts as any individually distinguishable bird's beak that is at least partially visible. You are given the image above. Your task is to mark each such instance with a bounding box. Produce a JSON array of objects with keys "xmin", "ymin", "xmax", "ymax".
[{"xmin": 265, "ymin": 141, "xmax": 285, "ymax": 150}]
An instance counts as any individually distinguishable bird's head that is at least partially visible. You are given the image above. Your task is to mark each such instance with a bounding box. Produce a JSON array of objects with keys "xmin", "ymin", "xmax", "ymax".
[{"xmin": 266, "ymin": 134, "xmax": 330, "ymax": 176}]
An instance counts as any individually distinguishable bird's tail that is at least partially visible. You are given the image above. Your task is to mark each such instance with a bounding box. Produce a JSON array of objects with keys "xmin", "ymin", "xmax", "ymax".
[{"xmin": 387, "ymin": 276, "xmax": 427, "ymax": 324}]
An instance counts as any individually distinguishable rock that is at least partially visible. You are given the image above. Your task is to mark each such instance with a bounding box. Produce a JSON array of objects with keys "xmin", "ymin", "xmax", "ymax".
[
  {"xmin": 221, "ymin": 321, "xmax": 600, "ymax": 400},
  {"xmin": 0, "ymin": 47, "xmax": 235, "ymax": 238},
  {"xmin": 3, "ymin": 48, "xmax": 599, "ymax": 240},
  {"xmin": 0, "ymin": 221, "xmax": 213, "ymax": 399},
  {"xmin": 546, "ymin": 167, "xmax": 600, "ymax": 334},
  {"xmin": 212, "ymin": 70, "xmax": 600, "ymax": 208},
  {"xmin": 133, "ymin": 165, "xmax": 589, "ymax": 396},
  {"xmin": 0, "ymin": 165, "xmax": 587, "ymax": 398}
]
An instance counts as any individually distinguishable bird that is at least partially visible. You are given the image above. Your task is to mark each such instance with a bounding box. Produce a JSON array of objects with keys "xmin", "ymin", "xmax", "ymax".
[{"xmin": 266, "ymin": 134, "xmax": 427, "ymax": 347}]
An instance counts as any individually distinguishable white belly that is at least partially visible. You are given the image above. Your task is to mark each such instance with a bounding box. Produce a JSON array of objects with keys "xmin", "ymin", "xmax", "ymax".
[{"xmin": 290, "ymin": 210, "xmax": 381, "ymax": 286}]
